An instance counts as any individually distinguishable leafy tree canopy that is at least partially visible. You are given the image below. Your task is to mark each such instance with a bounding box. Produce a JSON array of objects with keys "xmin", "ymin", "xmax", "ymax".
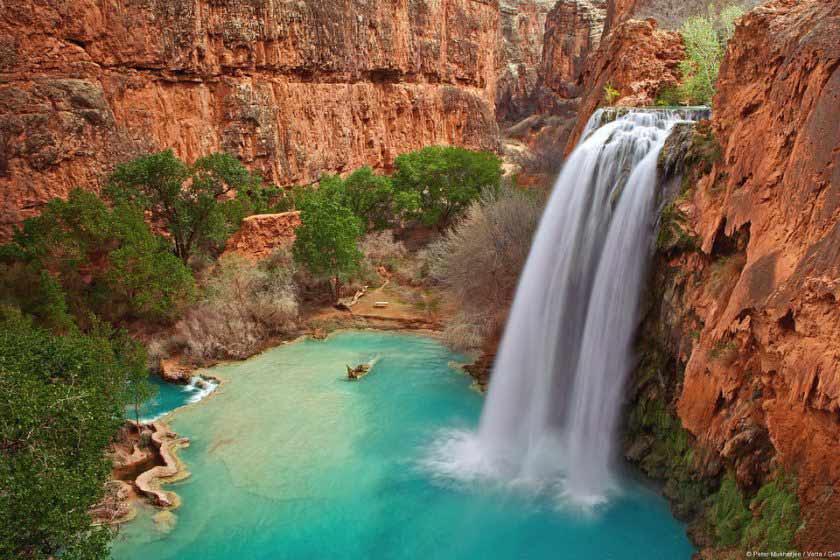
[
  {"xmin": 0, "ymin": 189, "xmax": 194, "ymax": 328},
  {"xmin": 105, "ymin": 150, "xmax": 281, "ymax": 264},
  {"xmin": 391, "ymin": 146, "xmax": 502, "ymax": 229},
  {"xmin": 0, "ymin": 309, "xmax": 145, "ymax": 560},
  {"xmin": 292, "ymin": 195, "xmax": 363, "ymax": 302}
]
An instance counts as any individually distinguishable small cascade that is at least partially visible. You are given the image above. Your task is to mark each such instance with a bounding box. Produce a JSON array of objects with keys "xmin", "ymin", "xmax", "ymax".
[{"xmin": 430, "ymin": 107, "xmax": 708, "ymax": 505}]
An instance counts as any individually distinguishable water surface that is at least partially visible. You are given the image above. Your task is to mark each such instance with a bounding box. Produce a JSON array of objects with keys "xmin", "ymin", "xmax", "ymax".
[{"xmin": 112, "ymin": 331, "xmax": 693, "ymax": 559}]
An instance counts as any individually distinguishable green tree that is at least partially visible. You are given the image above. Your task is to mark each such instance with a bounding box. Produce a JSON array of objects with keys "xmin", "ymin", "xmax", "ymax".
[
  {"xmin": 105, "ymin": 150, "xmax": 277, "ymax": 264},
  {"xmin": 678, "ymin": 5, "xmax": 745, "ymax": 105},
  {"xmin": 295, "ymin": 167, "xmax": 396, "ymax": 231},
  {"xmin": 292, "ymin": 196, "xmax": 363, "ymax": 302},
  {"xmin": 0, "ymin": 309, "xmax": 142, "ymax": 559},
  {"xmin": 0, "ymin": 189, "xmax": 194, "ymax": 327},
  {"xmin": 392, "ymin": 146, "xmax": 502, "ymax": 229}
]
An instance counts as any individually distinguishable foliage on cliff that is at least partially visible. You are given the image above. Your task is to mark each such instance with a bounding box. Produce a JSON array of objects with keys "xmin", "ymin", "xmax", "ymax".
[
  {"xmin": 677, "ymin": 5, "xmax": 745, "ymax": 105},
  {"xmin": 0, "ymin": 310, "xmax": 146, "ymax": 560},
  {"xmin": 707, "ymin": 472, "xmax": 802, "ymax": 552}
]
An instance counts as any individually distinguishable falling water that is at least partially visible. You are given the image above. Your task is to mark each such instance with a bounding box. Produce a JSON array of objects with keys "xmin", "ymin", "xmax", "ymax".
[{"xmin": 429, "ymin": 107, "xmax": 709, "ymax": 505}]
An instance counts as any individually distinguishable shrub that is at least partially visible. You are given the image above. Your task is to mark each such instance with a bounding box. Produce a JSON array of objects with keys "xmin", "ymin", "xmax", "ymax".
[
  {"xmin": 359, "ymin": 230, "xmax": 407, "ymax": 269},
  {"xmin": 428, "ymin": 186, "xmax": 542, "ymax": 350},
  {"xmin": 392, "ymin": 146, "xmax": 503, "ymax": 229},
  {"xmin": 175, "ymin": 253, "xmax": 299, "ymax": 361},
  {"xmin": 678, "ymin": 5, "xmax": 745, "ymax": 105},
  {"xmin": 603, "ymin": 83, "xmax": 621, "ymax": 106}
]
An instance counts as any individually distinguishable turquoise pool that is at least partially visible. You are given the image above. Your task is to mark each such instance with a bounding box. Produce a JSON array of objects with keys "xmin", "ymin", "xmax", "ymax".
[{"xmin": 112, "ymin": 331, "xmax": 693, "ymax": 559}]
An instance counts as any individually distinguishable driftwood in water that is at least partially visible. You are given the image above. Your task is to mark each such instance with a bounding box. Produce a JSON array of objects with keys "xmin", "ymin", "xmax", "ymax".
[
  {"xmin": 335, "ymin": 286, "xmax": 368, "ymax": 311},
  {"xmin": 346, "ymin": 363, "xmax": 371, "ymax": 380}
]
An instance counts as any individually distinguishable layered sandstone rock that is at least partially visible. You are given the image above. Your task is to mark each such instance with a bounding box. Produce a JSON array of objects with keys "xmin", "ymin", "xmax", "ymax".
[
  {"xmin": 540, "ymin": 0, "xmax": 607, "ymax": 99},
  {"xmin": 222, "ymin": 211, "xmax": 301, "ymax": 260},
  {"xmin": 626, "ymin": 0, "xmax": 840, "ymax": 551},
  {"xmin": 0, "ymin": 0, "xmax": 501, "ymax": 237}
]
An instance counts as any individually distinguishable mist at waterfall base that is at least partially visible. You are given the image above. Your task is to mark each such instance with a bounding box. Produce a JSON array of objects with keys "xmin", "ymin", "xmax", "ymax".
[
  {"xmin": 113, "ymin": 331, "xmax": 693, "ymax": 559},
  {"xmin": 427, "ymin": 108, "xmax": 708, "ymax": 507}
]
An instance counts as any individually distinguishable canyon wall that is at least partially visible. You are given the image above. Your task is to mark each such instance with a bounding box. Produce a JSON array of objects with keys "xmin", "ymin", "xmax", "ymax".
[
  {"xmin": 626, "ymin": 0, "xmax": 840, "ymax": 553},
  {"xmin": 0, "ymin": 0, "xmax": 501, "ymax": 236},
  {"xmin": 496, "ymin": 0, "xmax": 556, "ymax": 123}
]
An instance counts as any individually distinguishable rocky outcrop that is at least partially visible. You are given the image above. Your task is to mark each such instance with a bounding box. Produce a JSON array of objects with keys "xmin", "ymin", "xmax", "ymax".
[
  {"xmin": 679, "ymin": 0, "xmax": 840, "ymax": 550},
  {"xmin": 626, "ymin": 0, "xmax": 840, "ymax": 553},
  {"xmin": 564, "ymin": 17, "xmax": 684, "ymax": 150},
  {"xmin": 222, "ymin": 211, "xmax": 301, "ymax": 260},
  {"xmin": 0, "ymin": 0, "xmax": 501, "ymax": 237}
]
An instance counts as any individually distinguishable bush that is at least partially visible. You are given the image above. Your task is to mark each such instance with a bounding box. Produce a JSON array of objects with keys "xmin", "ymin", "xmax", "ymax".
[
  {"xmin": 428, "ymin": 186, "xmax": 543, "ymax": 350},
  {"xmin": 175, "ymin": 253, "xmax": 298, "ymax": 361},
  {"xmin": 603, "ymin": 83, "xmax": 621, "ymax": 106},
  {"xmin": 392, "ymin": 146, "xmax": 503, "ymax": 229},
  {"xmin": 678, "ymin": 5, "xmax": 745, "ymax": 105},
  {"xmin": 359, "ymin": 230, "xmax": 407, "ymax": 269}
]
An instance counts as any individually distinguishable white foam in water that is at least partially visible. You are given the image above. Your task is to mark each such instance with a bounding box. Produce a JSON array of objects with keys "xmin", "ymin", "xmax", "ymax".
[
  {"xmin": 426, "ymin": 108, "xmax": 708, "ymax": 507},
  {"xmin": 185, "ymin": 375, "xmax": 219, "ymax": 404},
  {"xmin": 139, "ymin": 376, "xmax": 219, "ymax": 423}
]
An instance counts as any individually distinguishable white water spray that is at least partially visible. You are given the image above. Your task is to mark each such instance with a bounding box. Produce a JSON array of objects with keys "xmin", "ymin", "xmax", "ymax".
[{"xmin": 428, "ymin": 108, "xmax": 708, "ymax": 504}]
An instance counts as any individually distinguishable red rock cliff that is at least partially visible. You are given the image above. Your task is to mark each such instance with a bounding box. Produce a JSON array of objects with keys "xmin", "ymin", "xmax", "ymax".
[
  {"xmin": 635, "ymin": 0, "xmax": 840, "ymax": 551},
  {"xmin": 0, "ymin": 0, "xmax": 501, "ymax": 236}
]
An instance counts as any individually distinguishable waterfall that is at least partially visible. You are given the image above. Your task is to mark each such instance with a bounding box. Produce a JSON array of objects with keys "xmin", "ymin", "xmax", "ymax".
[{"xmin": 427, "ymin": 107, "xmax": 708, "ymax": 505}]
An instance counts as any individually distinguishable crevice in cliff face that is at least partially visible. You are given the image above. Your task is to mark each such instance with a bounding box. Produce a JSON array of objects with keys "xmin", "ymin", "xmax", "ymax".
[
  {"xmin": 777, "ymin": 309, "xmax": 796, "ymax": 333},
  {"xmin": 710, "ymin": 219, "xmax": 750, "ymax": 259}
]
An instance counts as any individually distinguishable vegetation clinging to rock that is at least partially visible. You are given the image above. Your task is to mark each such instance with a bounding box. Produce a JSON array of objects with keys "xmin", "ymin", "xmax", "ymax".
[{"xmin": 677, "ymin": 5, "xmax": 745, "ymax": 105}]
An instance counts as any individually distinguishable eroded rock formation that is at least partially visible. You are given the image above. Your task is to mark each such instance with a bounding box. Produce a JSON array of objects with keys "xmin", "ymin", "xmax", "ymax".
[
  {"xmin": 0, "ymin": 0, "xmax": 501, "ymax": 237},
  {"xmin": 681, "ymin": 0, "xmax": 840, "ymax": 549},
  {"xmin": 625, "ymin": 0, "xmax": 840, "ymax": 552},
  {"xmin": 563, "ymin": 17, "xmax": 684, "ymax": 150},
  {"xmin": 496, "ymin": 0, "xmax": 558, "ymax": 123},
  {"xmin": 222, "ymin": 211, "xmax": 301, "ymax": 260}
]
